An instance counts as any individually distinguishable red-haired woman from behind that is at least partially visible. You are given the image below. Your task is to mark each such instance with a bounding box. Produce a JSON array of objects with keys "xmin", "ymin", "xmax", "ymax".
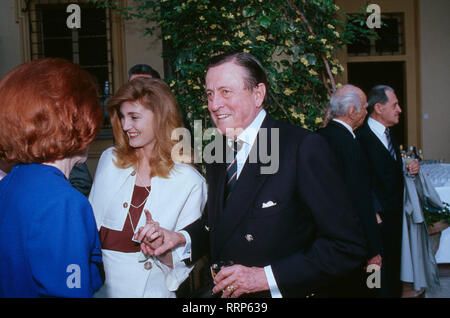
[{"xmin": 0, "ymin": 58, "xmax": 104, "ymax": 297}]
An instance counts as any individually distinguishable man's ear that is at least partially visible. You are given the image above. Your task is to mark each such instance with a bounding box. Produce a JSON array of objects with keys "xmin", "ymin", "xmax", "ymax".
[
  {"xmin": 373, "ymin": 102, "xmax": 384, "ymax": 115},
  {"xmin": 348, "ymin": 106, "xmax": 357, "ymax": 118},
  {"xmin": 253, "ymin": 83, "xmax": 266, "ymax": 108}
]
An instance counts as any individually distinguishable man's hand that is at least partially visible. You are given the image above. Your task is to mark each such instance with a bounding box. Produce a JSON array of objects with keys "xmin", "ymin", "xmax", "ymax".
[
  {"xmin": 406, "ymin": 159, "xmax": 420, "ymax": 175},
  {"xmin": 135, "ymin": 212, "xmax": 187, "ymax": 257},
  {"xmin": 212, "ymin": 264, "xmax": 269, "ymax": 298}
]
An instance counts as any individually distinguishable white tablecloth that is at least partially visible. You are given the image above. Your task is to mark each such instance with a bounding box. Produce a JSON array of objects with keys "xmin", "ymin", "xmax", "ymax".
[{"xmin": 434, "ymin": 186, "xmax": 450, "ymax": 264}]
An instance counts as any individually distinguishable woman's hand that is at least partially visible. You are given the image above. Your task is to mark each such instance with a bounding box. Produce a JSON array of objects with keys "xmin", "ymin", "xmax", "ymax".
[{"xmin": 134, "ymin": 210, "xmax": 163, "ymax": 256}]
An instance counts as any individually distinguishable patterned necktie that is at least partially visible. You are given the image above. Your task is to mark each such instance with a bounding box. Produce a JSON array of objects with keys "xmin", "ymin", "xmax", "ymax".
[
  {"xmin": 225, "ymin": 140, "xmax": 242, "ymax": 200},
  {"xmin": 384, "ymin": 127, "xmax": 397, "ymax": 160}
]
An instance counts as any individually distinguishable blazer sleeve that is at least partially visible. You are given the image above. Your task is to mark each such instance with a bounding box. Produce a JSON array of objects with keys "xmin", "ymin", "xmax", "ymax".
[
  {"xmin": 26, "ymin": 194, "xmax": 103, "ymax": 297},
  {"xmin": 271, "ymin": 133, "xmax": 368, "ymax": 297}
]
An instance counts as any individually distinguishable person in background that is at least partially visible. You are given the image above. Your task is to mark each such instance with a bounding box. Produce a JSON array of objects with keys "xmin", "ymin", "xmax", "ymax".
[
  {"xmin": 69, "ymin": 163, "xmax": 93, "ymax": 197},
  {"xmin": 317, "ymin": 84, "xmax": 382, "ymax": 297},
  {"xmin": 128, "ymin": 64, "xmax": 161, "ymax": 81},
  {"xmin": 89, "ymin": 77, "xmax": 206, "ymax": 298},
  {"xmin": 356, "ymin": 85, "xmax": 420, "ymax": 297},
  {"xmin": 0, "ymin": 58, "xmax": 104, "ymax": 297}
]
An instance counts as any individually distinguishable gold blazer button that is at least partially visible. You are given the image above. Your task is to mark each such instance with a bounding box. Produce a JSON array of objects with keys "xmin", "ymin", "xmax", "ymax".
[{"xmin": 144, "ymin": 261, "xmax": 152, "ymax": 270}]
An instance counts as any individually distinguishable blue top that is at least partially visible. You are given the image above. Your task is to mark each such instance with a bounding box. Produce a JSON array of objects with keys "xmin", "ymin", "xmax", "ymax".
[{"xmin": 0, "ymin": 164, "xmax": 103, "ymax": 297}]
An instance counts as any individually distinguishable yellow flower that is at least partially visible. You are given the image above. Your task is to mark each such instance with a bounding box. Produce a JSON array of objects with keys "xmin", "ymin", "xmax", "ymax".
[
  {"xmin": 327, "ymin": 24, "xmax": 335, "ymax": 30},
  {"xmin": 256, "ymin": 35, "xmax": 266, "ymax": 42},
  {"xmin": 331, "ymin": 67, "xmax": 338, "ymax": 75},
  {"xmin": 334, "ymin": 4, "xmax": 340, "ymax": 10},
  {"xmin": 336, "ymin": 83, "xmax": 342, "ymax": 88},
  {"xmin": 334, "ymin": 31, "xmax": 340, "ymax": 38},
  {"xmin": 243, "ymin": 39, "xmax": 252, "ymax": 45},
  {"xmin": 211, "ymin": 37, "xmax": 217, "ymax": 41},
  {"xmin": 221, "ymin": 6, "xmax": 226, "ymax": 11},
  {"xmin": 202, "ymin": 105, "xmax": 208, "ymax": 110},
  {"xmin": 187, "ymin": 79, "xmax": 193, "ymax": 85},
  {"xmin": 222, "ymin": 41, "xmax": 231, "ymax": 46},
  {"xmin": 315, "ymin": 117, "xmax": 323, "ymax": 124},
  {"xmin": 302, "ymin": 124, "xmax": 309, "ymax": 129},
  {"xmin": 326, "ymin": 51, "xmax": 331, "ymax": 58},
  {"xmin": 295, "ymin": 18, "xmax": 301, "ymax": 23},
  {"xmin": 227, "ymin": 13, "xmax": 235, "ymax": 19},
  {"xmin": 283, "ymin": 88, "xmax": 296, "ymax": 96},
  {"xmin": 300, "ymin": 57, "xmax": 309, "ymax": 67},
  {"xmin": 243, "ymin": 49, "xmax": 250, "ymax": 53},
  {"xmin": 308, "ymin": 35, "xmax": 315, "ymax": 40},
  {"xmin": 164, "ymin": 35, "xmax": 171, "ymax": 40},
  {"xmin": 326, "ymin": 44, "xmax": 334, "ymax": 50},
  {"xmin": 181, "ymin": 2, "xmax": 186, "ymax": 8},
  {"xmin": 309, "ymin": 69, "xmax": 318, "ymax": 76},
  {"xmin": 170, "ymin": 80, "xmax": 175, "ymax": 87},
  {"xmin": 285, "ymin": 39, "xmax": 292, "ymax": 46},
  {"xmin": 193, "ymin": 85, "xmax": 201, "ymax": 90},
  {"xmin": 338, "ymin": 64, "xmax": 344, "ymax": 72},
  {"xmin": 300, "ymin": 113, "xmax": 306, "ymax": 122},
  {"xmin": 199, "ymin": 16, "xmax": 205, "ymax": 21},
  {"xmin": 321, "ymin": 38, "xmax": 327, "ymax": 44},
  {"xmin": 236, "ymin": 31, "xmax": 245, "ymax": 38},
  {"xmin": 210, "ymin": 24, "xmax": 217, "ymax": 29}
]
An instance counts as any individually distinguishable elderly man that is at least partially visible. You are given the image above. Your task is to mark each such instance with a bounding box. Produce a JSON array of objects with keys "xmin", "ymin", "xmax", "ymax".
[
  {"xmin": 138, "ymin": 52, "xmax": 367, "ymax": 298},
  {"xmin": 356, "ymin": 85, "xmax": 419, "ymax": 297},
  {"xmin": 318, "ymin": 85, "xmax": 383, "ymax": 297}
]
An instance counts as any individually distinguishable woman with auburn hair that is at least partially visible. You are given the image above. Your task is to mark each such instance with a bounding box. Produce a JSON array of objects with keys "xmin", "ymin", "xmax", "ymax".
[
  {"xmin": 89, "ymin": 77, "xmax": 206, "ymax": 298},
  {"xmin": 0, "ymin": 58, "xmax": 104, "ymax": 297}
]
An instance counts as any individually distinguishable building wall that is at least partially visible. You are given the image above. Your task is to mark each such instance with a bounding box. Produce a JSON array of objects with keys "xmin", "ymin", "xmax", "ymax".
[
  {"xmin": 0, "ymin": 1, "xmax": 22, "ymax": 78},
  {"xmin": 123, "ymin": 18, "xmax": 164, "ymax": 80},
  {"xmin": 419, "ymin": 0, "xmax": 450, "ymax": 161}
]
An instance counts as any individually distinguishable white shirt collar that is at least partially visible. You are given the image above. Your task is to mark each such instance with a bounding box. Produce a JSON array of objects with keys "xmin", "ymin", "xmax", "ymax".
[
  {"xmin": 332, "ymin": 118, "xmax": 355, "ymax": 138},
  {"xmin": 368, "ymin": 117, "xmax": 387, "ymax": 135},
  {"xmin": 227, "ymin": 109, "xmax": 266, "ymax": 149},
  {"xmin": 368, "ymin": 116, "xmax": 389, "ymax": 149}
]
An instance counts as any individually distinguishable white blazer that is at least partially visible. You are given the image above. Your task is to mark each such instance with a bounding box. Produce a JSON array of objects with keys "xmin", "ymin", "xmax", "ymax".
[{"xmin": 89, "ymin": 147, "xmax": 207, "ymax": 297}]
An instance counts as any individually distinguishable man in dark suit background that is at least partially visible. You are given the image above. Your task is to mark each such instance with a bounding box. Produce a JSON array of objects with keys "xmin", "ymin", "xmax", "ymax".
[
  {"xmin": 138, "ymin": 52, "xmax": 367, "ymax": 298},
  {"xmin": 318, "ymin": 84, "xmax": 382, "ymax": 297},
  {"xmin": 356, "ymin": 85, "xmax": 420, "ymax": 297}
]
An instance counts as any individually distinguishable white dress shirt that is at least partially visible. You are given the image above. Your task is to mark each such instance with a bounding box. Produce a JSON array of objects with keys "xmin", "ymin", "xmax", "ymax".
[
  {"xmin": 367, "ymin": 117, "xmax": 389, "ymax": 150},
  {"xmin": 179, "ymin": 109, "xmax": 282, "ymax": 297},
  {"xmin": 332, "ymin": 118, "xmax": 355, "ymax": 139}
]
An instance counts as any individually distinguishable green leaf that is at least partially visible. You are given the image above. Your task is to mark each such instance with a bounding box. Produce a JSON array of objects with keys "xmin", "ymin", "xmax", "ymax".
[
  {"xmin": 258, "ymin": 15, "xmax": 272, "ymax": 29},
  {"xmin": 243, "ymin": 6, "xmax": 257, "ymax": 18}
]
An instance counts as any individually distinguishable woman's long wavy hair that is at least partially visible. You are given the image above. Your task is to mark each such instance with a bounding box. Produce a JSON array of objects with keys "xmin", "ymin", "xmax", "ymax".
[{"xmin": 107, "ymin": 77, "xmax": 185, "ymax": 178}]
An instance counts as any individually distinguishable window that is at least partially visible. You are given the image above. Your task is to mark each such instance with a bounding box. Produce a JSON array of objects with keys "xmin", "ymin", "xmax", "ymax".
[
  {"xmin": 348, "ymin": 13, "xmax": 405, "ymax": 56},
  {"xmin": 26, "ymin": 0, "xmax": 114, "ymax": 134}
]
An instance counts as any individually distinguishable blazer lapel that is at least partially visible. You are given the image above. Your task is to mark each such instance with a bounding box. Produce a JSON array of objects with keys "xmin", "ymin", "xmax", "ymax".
[
  {"xmin": 363, "ymin": 122, "xmax": 399, "ymax": 164},
  {"xmin": 212, "ymin": 116, "xmax": 275, "ymax": 258}
]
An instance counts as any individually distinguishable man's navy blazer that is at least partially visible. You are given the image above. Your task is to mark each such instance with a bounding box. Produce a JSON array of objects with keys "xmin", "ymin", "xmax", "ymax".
[
  {"xmin": 318, "ymin": 120, "xmax": 382, "ymax": 258},
  {"xmin": 355, "ymin": 121, "xmax": 403, "ymax": 217},
  {"xmin": 185, "ymin": 115, "xmax": 367, "ymax": 297}
]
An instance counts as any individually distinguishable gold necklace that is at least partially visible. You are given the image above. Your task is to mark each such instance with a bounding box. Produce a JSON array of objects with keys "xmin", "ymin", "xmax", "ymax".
[{"xmin": 128, "ymin": 168, "xmax": 151, "ymax": 235}]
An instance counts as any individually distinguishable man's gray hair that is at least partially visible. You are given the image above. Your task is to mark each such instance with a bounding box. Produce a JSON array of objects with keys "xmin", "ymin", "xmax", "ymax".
[{"xmin": 329, "ymin": 87, "xmax": 364, "ymax": 117}]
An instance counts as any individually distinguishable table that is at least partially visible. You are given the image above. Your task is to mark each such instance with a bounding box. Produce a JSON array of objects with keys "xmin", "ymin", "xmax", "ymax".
[{"xmin": 435, "ymin": 186, "xmax": 450, "ymax": 264}]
